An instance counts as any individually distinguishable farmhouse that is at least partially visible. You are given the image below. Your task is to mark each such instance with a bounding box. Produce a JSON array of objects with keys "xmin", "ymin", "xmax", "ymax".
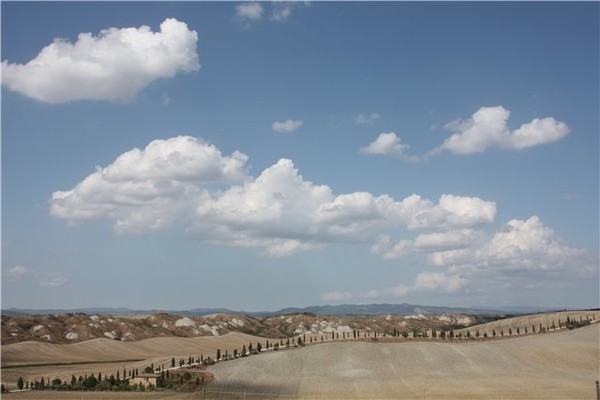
[{"xmin": 130, "ymin": 373, "xmax": 160, "ymax": 388}]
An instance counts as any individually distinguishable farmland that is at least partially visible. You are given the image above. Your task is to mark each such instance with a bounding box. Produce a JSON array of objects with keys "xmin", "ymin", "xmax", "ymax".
[{"xmin": 2, "ymin": 310, "xmax": 599, "ymax": 399}]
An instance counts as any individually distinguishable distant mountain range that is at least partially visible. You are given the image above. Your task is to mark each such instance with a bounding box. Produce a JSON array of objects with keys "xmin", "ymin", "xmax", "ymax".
[{"xmin": 1, "ymin": 303, "xmax": 566, "ymax": 317}]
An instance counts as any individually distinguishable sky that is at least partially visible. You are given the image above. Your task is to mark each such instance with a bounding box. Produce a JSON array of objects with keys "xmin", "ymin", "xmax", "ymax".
[{"xmin": 1, "ymin": 1, "xmax": 598, "ymax": 312}]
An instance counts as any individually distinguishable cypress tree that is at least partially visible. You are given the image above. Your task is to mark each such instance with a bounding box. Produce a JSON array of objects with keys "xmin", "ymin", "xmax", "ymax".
[{"xmin": 17, "ymin": 377, "xmax": 24, "ymax": 390}]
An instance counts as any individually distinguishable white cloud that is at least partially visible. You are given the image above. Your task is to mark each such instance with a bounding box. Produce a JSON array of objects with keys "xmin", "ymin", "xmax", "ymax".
[
  {"xmin": 429, "ymin": 106, "xmax": 569, "ymax": 156},
  {"xmin": 391, "ymin": 194, "xmax": 496, "ymax": 231},
  {"xmin": 428, "ymin": 216, "xmax": 586, "ymax": 272},
  {"xmin": 321, "ymin": 291, "xmax": 352, "ymax": 302},
  {"xmin": 360, "ymin": 272, "xmax": 467, "ymax": 300},
  {"xmin": 413, "ymin": 229, "xmax": 483, "ymax": 250},
  {"xmin": 355, "ymin": 112, "xmax": 381, "ymax": 125},
  {"xmin": 3, "ymin": 265, "xmax": 30, "ymax": 280},
  {"xmin": 360, "ymin": 132, "xmax": 419, "ymax": 162},
  {"xmin": 272, "ymin": 119, "xmax": 303, "ymax": 133},
  {"xmin": 50, "ymin": 136, "xmax": 249, "ymax": 233},
  {"xmin": 1, "ymin": 18, "xmax": 199, "ymax": 103},
  {"xmin": 358, "ymin": 289, "xmax": 380, "ymax": 299},
  {"xmin": 272, "ymin": 2, "xmax": 293, "ymax": 21},
  {"xmin": 236, "ymin": 2, "xmax": 264, "ymax": 20},
  {"xmin": 413, "ymin": 272, "xmax": 467, "ymax": 293},
  {"xmin": 192, "ymin": 171, "xmax": 495, "ymax": 257},
  {"xmin": 52, "ymin": 137, "xmax": 556, "ymax": 264},
  {"xmin": 384, "ymin": 283, "xmax": 411, "ymax": 297},
  {"xmin": 39, "ymin": 271, "xmax": 69, "ymax": 287},
  {"xmin": 374, "ymin": 229, "xmax": 482, "ymax": 261}
]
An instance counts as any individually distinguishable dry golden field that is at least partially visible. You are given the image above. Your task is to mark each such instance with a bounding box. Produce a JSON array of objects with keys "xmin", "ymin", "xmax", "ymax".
[
  {"xmin": 206, "ymin": 323, "xmax": 600, "ymax": 399},
  {"xmin": 2, "ymin": 312, "xmax": 599, "ymax": 399}
]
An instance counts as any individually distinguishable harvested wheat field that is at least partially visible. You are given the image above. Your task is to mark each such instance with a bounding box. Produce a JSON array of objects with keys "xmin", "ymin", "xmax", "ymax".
[
  {"xmin": 454, "ymin": 310, "xmax": 599, "ymax": 337},
  {"xmin": 206, "ymin": 324, "xmax": 600, "ymax": 400},
  {"xmin": 1, "ymin": 332, "xmax": 265, "ymax": 387}
]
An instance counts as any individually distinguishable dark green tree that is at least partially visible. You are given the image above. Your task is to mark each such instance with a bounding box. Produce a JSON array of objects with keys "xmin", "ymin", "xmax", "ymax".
[
  {"xmin": 17, "ymin": 377, "xmax": 24, "ymax": 390},
  {"xmin": 84, "ymin": 374, "xmax": 97, "ymax": 389},
  {"xmin": 216, "ymin": 349, "xmax": 221, "ymax": 360}
]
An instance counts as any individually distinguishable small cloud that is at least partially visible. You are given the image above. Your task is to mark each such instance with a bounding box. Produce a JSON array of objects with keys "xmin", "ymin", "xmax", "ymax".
[
  {"xmin": 561, "ymin": 192, "xmax": 580, "ymax": 201},
  {"xmin": 161, "ymin": 94, "xmax": 172, "ymax": 106},
  {"xmin": 360, "ymin": 272, "xmax": 467, "ymax": 300},
  {"xmin": 355, "ymin": 112, "xmax": 381, "ymax": 125},
  {"xmin": 272, "ymin": 119, "xmax": 303, "ymax": 133},
  {"xmin": 3, "ymin": 265, "xmax": 30, "ymax": 280},
  {"xmin": 428, "ymin": 106, "xmax": 569, "ymax": 157},
  {"xmin": 321, "ymin": 291, "xmax": 352, "ymax": 302},
  {"xmin": 236, "ymin": 2, "xmax": 264, "ymax": 21},
  {"xmin": 384, "ymin": 283, "xmax": 411, "ymax": 297},
  {"xmin": 272, "ymin": 2, "xmax": 292, "ymax": 21},
  {"xmin": 39, "ymin": 271, "xmax": 69, "ymax": 287},
  {"xmin": 358, "ymin": 289, "xmax": 380, "ymax": 299},
  {"xmin": 412, "ymin": 272, "xmax": 467, "ymax": 293},
  {"xmin": 271, "ymin": 2, "xmax": 310, "ymax": 22},
  {"xmin": 360, "ymin": 132, "xmax": 419, "ymax": 162}
]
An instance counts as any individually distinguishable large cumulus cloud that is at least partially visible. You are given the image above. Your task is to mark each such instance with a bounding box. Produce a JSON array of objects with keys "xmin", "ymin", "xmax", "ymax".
[{"xmin": 50, "ymin": 136, "xmax": 497, "ymax": 257}]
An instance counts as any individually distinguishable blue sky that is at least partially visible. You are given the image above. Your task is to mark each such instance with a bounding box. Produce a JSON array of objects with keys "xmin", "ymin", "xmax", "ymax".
[{"xmin": 1, "ymin": 2, "xmax": 598, "ymax": 311}]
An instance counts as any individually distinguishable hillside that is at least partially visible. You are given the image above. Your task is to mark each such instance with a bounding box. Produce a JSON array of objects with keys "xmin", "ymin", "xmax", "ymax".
[
  {"xmin": 454, "ymin": 310, "xmax": 599, "ymax": 337},
  {"xmin": 206, "ymin": 324, "xmax": 600, "ymax": 399},
  {"xmin": 1, "ymin": 311, "xmax": 496, "ymax": 345},
  {"xmin": 2, "ymin": 311, "xmax": 599, "ymax": 397}
]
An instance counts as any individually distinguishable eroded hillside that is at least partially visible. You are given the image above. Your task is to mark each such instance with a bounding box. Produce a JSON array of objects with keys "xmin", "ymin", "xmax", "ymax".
[{"xmin": 1, "ymin": 312, "xmax": 495, "ymax": 345}]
